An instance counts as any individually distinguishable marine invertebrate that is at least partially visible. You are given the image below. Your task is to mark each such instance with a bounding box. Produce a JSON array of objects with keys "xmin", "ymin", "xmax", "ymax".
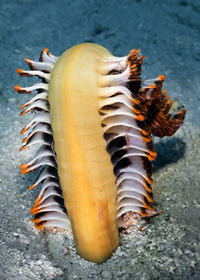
[{"xmin": 14, "ymin": 43, "xmax": 186, "ymax": 263}]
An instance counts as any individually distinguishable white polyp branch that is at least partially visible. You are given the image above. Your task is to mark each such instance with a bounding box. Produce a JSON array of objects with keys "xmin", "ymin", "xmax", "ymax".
[
  {"xmin": 20, "ymin": 92, "xmax": 48, "ymax": 108},
  {"xmin": 26, "ymin": 59, "xmax": 54, "ymax": 72},
  {"xmin": 18, "ymin": 83, "xmax": 48, "ymax": 93},
  {"xmin": 20, "ymin": 69, "xmax": 51, "ymax": 82},
  {"xmin": 99, "ymin": 67, "xmax": 130, "ymax": 87}
]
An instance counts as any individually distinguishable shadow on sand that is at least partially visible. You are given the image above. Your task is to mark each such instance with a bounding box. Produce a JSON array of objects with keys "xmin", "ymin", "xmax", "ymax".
[{"xmin": 153, "ymin": 137, "xmax": 186, "ymax": 172}]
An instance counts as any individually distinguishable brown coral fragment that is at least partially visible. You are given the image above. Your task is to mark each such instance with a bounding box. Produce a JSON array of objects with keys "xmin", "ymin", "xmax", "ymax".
[{"xmin": 127, "ymin": 50, "xmax": 186, "ymax": 139}]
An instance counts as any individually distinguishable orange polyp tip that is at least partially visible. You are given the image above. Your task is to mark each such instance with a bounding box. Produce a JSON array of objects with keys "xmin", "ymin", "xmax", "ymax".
[
  {"xmin": 163, "ymin": 89, "xmax": 167, "ymax": 95},
  {"xmin": 19, "ymin": 104, "xmax": 26, "ymax": 109},
  {"xmin": 30, "ymin": 209, "xmax": 40, "ymax": 215},
  {"xmin": 43, "ymin": 48, "xmax": 49, "ymax": 52},
  {"xmin": 31, "ymin": 205, "xmax": 40, "ymax": 212},
  {"xmin": 16, "ymin": 68, "xmax": 24, "ymax": 74},
  {"xmin": 32, "ymin": 218, "xmax": 40, "ymax": 224},
  {"xmin": 139, "ymin": 211, "xmax": 148, "ymax": 218},
  {"xmin": 144, "ymin": 203, "xmax": 154, "ymax": 211},
  {"xmin": 20, "ymin": 127, "xmax": 28, "ymax": 135},
  {"xmin": 19, "ymin": 145, "xmax": 27, "ymax": 151},
  {"xmin": 142, "ymin": 136, "xmax": 151, "ymax": 143},
  {"xmin": 22, "ymin": 137, "xmax": 28, "ymax": 144},
  {"xmin": 30, "ymin": 205, "xmax": 37, "ymax": 211},
  {"xmin": 147, "ymin": 154, "xmax": 155, "ymax": 161},
  {"xmin": 20, "ymin": 163, "xmax": 28, "ymax": 170},
  {"xmin": 25, "ymin": 58, "xmax": 34, "ymax": 69},
  {"xmin": 149, "ymin": 151, "xmax": 157, "ymax": 158},
  {"xmin": 132, "ymin": 107, "xmax": 141, "ymax": 114},
  {"xmin": 20, "ymin": 110, "xmax": 27, "ymax": 116},
  {"xmin": 158, "ymin": 74, "xmax": 165, "ymax": 81},
  {"xmin": 17, "ymin": 69, "xmax": 31, "ymax": 77},
  {"xmin": 148, "ymin": 84, "xmax": 157, "ymax": 89},
  {"xmin": 31, "ymin": 201, "xmax": 41, "ymax": 208},
  {"xmin": 145, "ymin": 177, "xmax": 153, "ymax": 185},
  {"xmin": 34, "ymin": 224, "xmax": 45, "ymax": 230},
  {"xmin": 30, "ymin": 209, "xmax": 36, "ymax": 214},
  {"xmin": 129, "ymin": 49, "xmax": 136, "ymax": 55},
  {"xmin": 136, "ymin": 115, "xmax": 145, "ymax": 121},
  {"xmin": 30, "ymin": 204, "xmax": 41, "ymax": 212},
  {"xmin": 145, "ymin": 184, "xmax": 152, "ymax": 193},
  {"xmin": 21, "ymin": 169, "xmax": 28, "ymax": 175},
  {"xmin": 28, "ymin": 184, "xmax": 36, "ymax": 191},
  {"xmin": 30, "ymin": 204, "xmax": 38, "ymax": 210},
  {"xmin": 34, "ymin": 196, "xmax": 42, "ymax": 205},
  {"xmin": 141, "ymin": 129, "xmax": 148, "ymax": 136},
  {"xmin": 31, "ymin": 206, "xmax": 40, "ymax": 212},
  {"xmin": 14, "ymin": 85, "xmax": 21, "ymax": 91},
  {"xmin": 146, "ymin": 195, "xmax": 153, "ymax": 203},
  {"xmin": 131, "ymin": 98, "xmax": 140, "ymax": 105},
  {"xmin": 165, "ymin": 95, "xmax": 169, "ymax": 102},
  {"xmin": 14, "ymin": 85, "xmax": 29, "ymax": 94}
]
